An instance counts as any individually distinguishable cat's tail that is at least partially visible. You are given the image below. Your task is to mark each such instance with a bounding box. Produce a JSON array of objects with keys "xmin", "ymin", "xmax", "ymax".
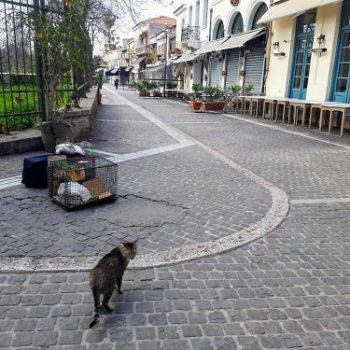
[{"xmin": 89, "ymin": 285, "xmax": 100, "ymax": 328}]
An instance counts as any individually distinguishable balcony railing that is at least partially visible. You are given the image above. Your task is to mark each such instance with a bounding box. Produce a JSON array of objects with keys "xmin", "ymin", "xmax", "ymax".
[
  {"xmin": 181, "ymin": 26, "xmax": 200, "ymax": 42},
  {"xmin": 135, "ymin": 45, "xmax": 153, "ymax": 55}
]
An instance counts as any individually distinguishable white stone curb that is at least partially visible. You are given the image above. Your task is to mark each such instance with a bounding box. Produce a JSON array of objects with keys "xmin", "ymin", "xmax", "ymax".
[
  {"xmin": 0, "ymin": 135, "xmax": 289, "ymax": 272},
  {"xmin": 0, "ymin": 91, "xmax": 290, "ymax": 272}
]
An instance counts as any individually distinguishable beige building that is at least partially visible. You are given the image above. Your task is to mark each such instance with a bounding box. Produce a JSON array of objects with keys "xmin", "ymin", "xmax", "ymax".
[
  {"xmin": 261, "ymin": 0, "xmax": 345, "ymax": 104},
  {"xmin": 174, "ymin": 0, "xmax": 270, "ymax": 92}
]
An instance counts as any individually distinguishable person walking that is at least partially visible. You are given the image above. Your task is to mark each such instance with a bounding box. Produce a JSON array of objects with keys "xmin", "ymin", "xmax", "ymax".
[{"xmin": 114, "ymin": 78, "xmax": 119, "ymax": 89}]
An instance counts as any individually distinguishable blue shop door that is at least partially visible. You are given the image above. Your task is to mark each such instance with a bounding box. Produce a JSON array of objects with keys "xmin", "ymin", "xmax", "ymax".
[
  {"xmin": 333, "ymin": 30, "xmax": 350, "ymax": 103},
  {"xmin": 290, "ymin": 36, "xmax": 313, "ymax": 100},
  {"xmin": 289, "ymin": 11, "xmax": 316, "ymax": 100}
]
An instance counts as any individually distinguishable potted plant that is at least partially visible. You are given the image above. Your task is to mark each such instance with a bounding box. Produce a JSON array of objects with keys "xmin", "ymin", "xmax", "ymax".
[
  {"xmin": 189, "ymin": 83, "xmax": 202, "ymax": 111},
  {"xmin": 136, "ymin": 80, "xmax": 151, "ymax": 97},
  {"xmin": 227, "ymin": 84, "xmax": 241, "ymax": 108},
  {"xmin": 29, "ymin": 0, "xmax": 88, "ymax": 152},
  {"xmin": 166, "ymin": 82, "xmax": 177, "ymax": 97},
  {"xmin": 202, "ymin": 86, "xmax": 225, "ymax": 111},
  {"xmin": 150, "ymin": 82, "xmax": 162, "ymax": 97},
  {"xmin": 243, "ymin": 84, "xmax": 254, "ymax": 95}
]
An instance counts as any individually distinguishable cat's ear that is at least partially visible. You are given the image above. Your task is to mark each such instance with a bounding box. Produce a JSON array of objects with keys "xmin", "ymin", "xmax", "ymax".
[{"xmin": 132, "ymin": 240, "xmax": 138, "ymax": 247}]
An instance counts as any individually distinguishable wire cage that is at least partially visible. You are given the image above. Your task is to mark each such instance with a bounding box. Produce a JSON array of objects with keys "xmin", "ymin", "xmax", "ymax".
[{"xmin": 48, "ymin": 155, "xmax": 117, "ymax": 209}]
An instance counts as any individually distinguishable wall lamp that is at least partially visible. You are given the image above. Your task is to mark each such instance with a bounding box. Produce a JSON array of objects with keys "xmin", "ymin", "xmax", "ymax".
[
  {"xmin": 311, "ymin": 47, "xmax": 327, "ymax": 55},
  {"xmin": 272, "ymin": 41, "xmax": 279, "ymax": 49},
  {"xmin": 317, "ymin": 34, "xmax": 325, "ymax": 45},
  {"xmin": 273, "ymin": 52, "xmax": 286, "ymax": 56}
]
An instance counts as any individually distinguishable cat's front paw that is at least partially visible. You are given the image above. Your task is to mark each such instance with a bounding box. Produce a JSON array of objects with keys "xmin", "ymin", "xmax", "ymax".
[{"xmin": 117, "ymin": 287, "xmax": 124, "ymax": 294}]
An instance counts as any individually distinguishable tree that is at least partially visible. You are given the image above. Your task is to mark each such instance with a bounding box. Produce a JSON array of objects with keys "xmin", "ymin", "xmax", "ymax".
[
  {"xmin": 29, "ymin": 0, "xmax": 89, "ymax": 120},
  {"xmin": 86, "ymin": 0, "xmax": 174, "ymax": 51}
]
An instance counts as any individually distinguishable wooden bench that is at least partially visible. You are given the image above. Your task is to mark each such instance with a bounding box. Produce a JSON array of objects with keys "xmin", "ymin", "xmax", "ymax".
[
  {"xmin": 309, "ymin": 103, "xmax": 322, "ymax": 128},
  {"xmin": 320, "ymin": 102, "xmax": 350, "ymax": 136},
  {"xmin": 236, "ymin": 95, "xmax": 253, "ymax": 115},
  {"xmin": 262, "ymin": 97, "xmax": 278, "ymax": 120},
  {"xmin": 250, "ymin": 96, "xmax": 265, "ymax": 118},
  {"xmin": 287, "ymin": 100, "xmax": 312, "ymax": 126}
]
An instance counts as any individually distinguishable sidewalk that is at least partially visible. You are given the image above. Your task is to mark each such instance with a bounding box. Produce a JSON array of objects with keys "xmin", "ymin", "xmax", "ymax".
[{"xmin": 0, "ymin": 85, "xmax": 349, "ymax": 349}]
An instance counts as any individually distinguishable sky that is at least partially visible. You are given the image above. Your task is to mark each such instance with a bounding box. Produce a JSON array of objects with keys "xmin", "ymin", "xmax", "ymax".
[{"xmin": 94, "ymin": 0, "xmax": 182, "ymax": 55}]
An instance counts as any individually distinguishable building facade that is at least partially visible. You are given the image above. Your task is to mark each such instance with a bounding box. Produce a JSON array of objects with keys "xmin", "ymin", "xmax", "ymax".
[
  {"xmin": 129, "ymin": 16, "xmax": 176, "ymax": 83},
  {"xmin": 174, "ymin": 0, "xmax": 269, "ymax": 92},
  {"xmin": 262, "ymin": 0, "xmax": 346, "ymax": 104}
]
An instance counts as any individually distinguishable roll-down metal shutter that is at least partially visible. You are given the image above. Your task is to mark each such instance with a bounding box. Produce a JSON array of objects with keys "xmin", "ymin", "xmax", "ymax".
[
  {"xmin": 225, "ymin": 50, "xmax": 239, "ymax": 89},
  {"xmin": 210, "ymin": 57, "xmax": 221, "ymax": 87},
  {"xmin": 243, "ymin": 46, "xmax": 265, "ymax": 93}
]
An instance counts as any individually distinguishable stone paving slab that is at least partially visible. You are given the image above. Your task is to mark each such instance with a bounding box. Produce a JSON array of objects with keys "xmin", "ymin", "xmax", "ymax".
[
  {"xmin": 0, "ymin": 145, "xmax": 271, "ymax": 258},
  {"xmin": 0, "ymin": 203, "xmax": 349, "ymax": 349},
  {"xmin": 121, "ymin": 91, "xmax": 350, "ymax": 200}
]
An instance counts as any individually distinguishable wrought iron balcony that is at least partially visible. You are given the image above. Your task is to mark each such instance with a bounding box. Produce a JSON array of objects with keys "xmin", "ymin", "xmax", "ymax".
[
  {"xmin": 135, "ymin": 45, "xmax": 153, "ymax": 55},
  {"xmin": 181, "ymin": 26, "xmax": 200, "ymax": 47}
]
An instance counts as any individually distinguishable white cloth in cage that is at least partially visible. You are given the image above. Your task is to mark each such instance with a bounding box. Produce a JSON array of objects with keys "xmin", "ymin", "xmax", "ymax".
[{"xmin": 58, "ymin": 182, "xmax": 92, "ymax": 205}]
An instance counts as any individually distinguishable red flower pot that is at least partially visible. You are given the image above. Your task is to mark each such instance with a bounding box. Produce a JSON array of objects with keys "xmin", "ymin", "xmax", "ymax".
[
  {"xmin": 97, "ymin": 93, "xmax": 102, "ymax": 105},
  {"xmin": 202, "ymin": 102, "xmax": 225, "ymax": 111},
  {"xmin": 189, "ymin": 100, "xmax": 201, "ymax": 111},
  {"xmin": 139, "ymin": 92, "xmax": 151, "ymax": 97}
]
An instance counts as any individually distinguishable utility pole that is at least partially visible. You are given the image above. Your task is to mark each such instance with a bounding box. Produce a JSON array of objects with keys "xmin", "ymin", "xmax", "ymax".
[{"xmin": 163, "ymin": 27, "xmax": 168, "ymax": 97}]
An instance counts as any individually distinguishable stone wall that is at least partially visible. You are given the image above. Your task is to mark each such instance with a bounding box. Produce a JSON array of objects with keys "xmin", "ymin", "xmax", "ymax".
[{"xmin": 60, "ymin": 86, "xmax": 98, "ymax": 142}]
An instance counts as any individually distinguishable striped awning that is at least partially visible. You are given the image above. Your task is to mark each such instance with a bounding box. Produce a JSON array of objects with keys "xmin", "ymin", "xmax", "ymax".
[
  {"xmin": 173, "ymin": 53, "xmax": 197, "ymax": 64},
  {"xmin": 258, "ymin": 0, "xmax": 343, "ymax": 24},
  {"xmin": 193, "ymin": 37, "xmax": 228, "ymax": 55},
  {"xmin": 218, "ymin": 28, "xmax": 265, "ymax": 51}
]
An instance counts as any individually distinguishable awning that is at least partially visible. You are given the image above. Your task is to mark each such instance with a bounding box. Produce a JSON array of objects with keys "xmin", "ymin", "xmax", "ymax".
[
  {"xmin": 173, "ymin": 53, "xmax": 196, "ymax": 64},
  {"xmin": 145, "ymin": 64, "xmax": 165, "ymax": 73},
  {"xmin": 125, "ymin": 67, "xmax": 132, "ymax": 72},
  {"xmin": 258, "ymin": 0, "xmax": 343, "ymax": 24},
  {"xmin": 218, "ymin": 28, "xmax": 266, "ymax": 51},
  {"xmin": 193, "ymin": 37, "xmax": 228, "ymax": 55},
  {"xmin": 105, "ymin": 68, "xmax": 119, "ymax": 76},
  {"xmin": 131, "ymin": 55, "xmax": 146, "ymax": 68}
]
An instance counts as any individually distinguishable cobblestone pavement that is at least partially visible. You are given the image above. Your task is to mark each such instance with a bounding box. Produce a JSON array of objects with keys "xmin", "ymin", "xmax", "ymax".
[
  {"xmin": 0, "ymin": 87, "xmax": 272, "ymax": 258},
  {"xmin": 0, "ymin": 86, "xmax": 350, "ymax": 348},
  {"xmin": 0, "ymin": 203, "xmax": 349, "ymax": 349}
]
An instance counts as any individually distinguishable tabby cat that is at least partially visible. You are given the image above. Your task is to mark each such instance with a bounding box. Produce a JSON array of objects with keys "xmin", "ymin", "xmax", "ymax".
[{"xmin": 89, "ymin": 240, "xmax": 138, "ymax": 328}]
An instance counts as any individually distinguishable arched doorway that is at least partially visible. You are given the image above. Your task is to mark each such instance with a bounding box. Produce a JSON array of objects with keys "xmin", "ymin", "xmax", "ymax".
[
  {"xmin": 243, "ymin": 3, "xmax": 268, "ymax": 93},
  {"xmin": 225, "ymin": 13, "xmax": 243, "ymax": 89}
]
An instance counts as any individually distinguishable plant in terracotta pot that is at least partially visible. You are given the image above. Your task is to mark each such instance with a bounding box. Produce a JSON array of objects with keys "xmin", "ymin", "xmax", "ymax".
[
  {"xmin": 136, "ymin": 80, "xmax": 151, "ymax": 97},
  {"xmin": 166, "ymin": 81, "xmax": 177, "ymax": 97},
  {"xmin": 29, "ymin": 0, "xmax": 88, "ymax": 152},
  {"xmin": 243, "ymin": 84, "xmax": 254, "ymax": 95},
  {"xmin": 202, "ymin": 86, "xmax": 225, "ymax": 111},
  {"xmin": 189, "ymin": 83, "xmax": 202, "ymax": 111},
  {"xmin": 150, "ymin": 81, "xmax": 162, "ymax": 97}
]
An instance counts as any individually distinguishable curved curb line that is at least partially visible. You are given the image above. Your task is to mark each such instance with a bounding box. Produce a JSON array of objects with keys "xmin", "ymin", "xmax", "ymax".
[{"xmin": 0, "ymin": 136, "xmax": 289, "ymax": 273}]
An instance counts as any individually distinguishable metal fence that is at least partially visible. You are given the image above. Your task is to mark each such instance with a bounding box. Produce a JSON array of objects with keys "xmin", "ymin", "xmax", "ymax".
[{"xmin": 0, "ymin": 0, "xmax": 91, "ymax": 131}]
